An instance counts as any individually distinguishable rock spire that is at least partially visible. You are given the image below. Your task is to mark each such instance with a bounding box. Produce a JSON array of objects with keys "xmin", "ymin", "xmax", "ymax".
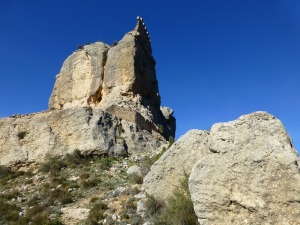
[{"xmin": 49, "ymin": 17, "xmax": 175, "ymax": 140}]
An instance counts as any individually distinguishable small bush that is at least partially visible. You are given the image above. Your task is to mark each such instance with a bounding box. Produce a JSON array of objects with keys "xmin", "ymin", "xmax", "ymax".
[
  {"xmin": 86, "ymin": 201, "xmax": 108, "ymax": 225},
  {"xmin": 145, "ymin": 195, "xmax": 164, "ymax": 216},
  {"xmin": 39, "ymin": 157, "xmax": 66, "ymax": 174},
  {"xmin": 22, "ymin": 207, "xmax": 63, "ymax": 225},
  {"xmin": 80, "ymin": 172, "xmax": 90, "ymax": 180},
  {"xmin": 89, "ymin": 197, "xmax": 99, "ymax": 203},
  {"xmin": 157, "ymin": 125, "xmax": 164, "ymax": 134},
  {"xmin": 111, "ymin": 41, "xmax": 118, "ymax": 47},
  {"xmin": 0, "ymin": 201, "xmax": 20, "ymax": 223},
  {"xmin": 0, "ymin": 189, "xmax": 21, "ymax": 201},
  {"xmin": 151, "ymin": 172, "xmax": 199, "ymax": 225},
  {"xmin": 39, "ymin": 150, "xmax": 92, "ymax": 175},
  {"xmin": 51, "ymin": 188, "xmax": 73, "ymax": 204},
  {"xmin": 0, "ymin": 165, "xmax": 25, "ymax": 185},
  {"xmin": 124, "ymin": 197, "xmax": 136, "ymax": 210},
  {"xmin": 129, "ymin": 172, "xmax": 143, "ymax": 184},
  {"xmin": 168, "ymin": 136, "xmax": 175, "ymax": 148},
  {"xmin": 82, "ymin": 177, "xmax": 102, "ymax": 189},
  {"xmin": 39, "ymin": 183, "xmax": 73, "ymax": 206},
  {"xmin": 98, "ymin": 156, "xmax": 115, "ymax": 170}
]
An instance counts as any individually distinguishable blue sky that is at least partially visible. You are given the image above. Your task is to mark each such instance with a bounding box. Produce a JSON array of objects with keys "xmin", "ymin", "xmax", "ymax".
[{"xmin": 1, "ymin": 1, "xmax": 300, "ymax": 150}]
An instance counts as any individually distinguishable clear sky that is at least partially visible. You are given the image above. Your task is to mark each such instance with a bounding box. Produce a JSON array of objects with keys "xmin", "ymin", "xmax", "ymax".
[{"xmin": 1, "ymin": 1, "xmax": 299, "ymax": 151}]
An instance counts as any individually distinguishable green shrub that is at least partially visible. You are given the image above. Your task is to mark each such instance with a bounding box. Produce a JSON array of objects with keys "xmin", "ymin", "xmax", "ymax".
[
  {"xmin": 168, "ymin": 136, "xmax": 175, "ymax": 148},
  {"xmin": 145, "ymin": 195, "xmax": 164, "ymax": 216},
  {"xmin": 17, "ymin": 131, "xmax": 27, "ymax": 139},
  {"xmin": 124, "ymin": 197, "xmax": 136, "ymax": 210},
  {"xmin": 51, "ymin": 188, "xmax": 73, "ymax": 204},
  {"xmin": 98, "ymin": 157, "xmax": 115, "ymax": 170},
  {"xmin": 39, "ymin": 150, "xmax": 90, "ymax": 174},
  {"xmin": 80, "ymin": 172, "xmax": 90, "ymax": 180},
  {"xmin": 82, "ymin": 177, "xmax": 102, "ymax": 189},
  {"xmin": 111, "ymin": 41, "xmax": 118, "ymax": 47},
  {"xmin": 0, "ymin": 201, "xmax": 20, "ymax": 223},
  {"xmin": 0, "ymin": 165, "xmax": 25, "ymax": 185},
  {"xmin": 39, "ymin": 157, "xmax": 66, "ymax": 174},
  {"xmin": 0, "ymin": 189, "xmax": 21, "ymax": 200},
  {"xmin": 151, "ymin": 172, "xmax": 199, "ymax": 225},
  {"xmin": 86, "ymin": 201, "xmax": 108, "ymax": 225},
  {"xmin": 158, "ymin": 125, "xmax": 164, "ymax": 134},
  {"xmin": 128, "ymin": 172, "xmax": 143, "ymax": 184},
  {"xmin": 39, "ymin": 182, "xmax": 73, "ymax": 206},
  {"xmin": 21, "ymin": 206, "xmax": 63, "ymax": 225},
  {"xmin": 89, "ymin": 197, "xmax": 99, "ymax": 203}
]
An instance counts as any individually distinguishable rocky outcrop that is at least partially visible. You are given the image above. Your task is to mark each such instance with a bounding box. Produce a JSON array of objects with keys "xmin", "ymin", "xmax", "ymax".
[
  {"xmin": 0, "ymin": 108, "xmax": 166, "ymax": 166},
  {"xmin": 189, "ymin": 112, "xmax": 300, "ymax": 225},
  {"xmin": 49, "ymin": 42, "xmax": 109, "ymax": 109},
  {"xmin": 49, "ymin": 17, "xmax": 175, "ymax": 140},
  {"xmin": 143, "ymin": 130, "xmax": 210, "ymax": 201},
  {"xmin": 0, "ymin": 17, "xmax": 175, "ymax": 166},
  {"xmin": 143, "ymin": 112, "xmax": 300, "ymax": 224}
]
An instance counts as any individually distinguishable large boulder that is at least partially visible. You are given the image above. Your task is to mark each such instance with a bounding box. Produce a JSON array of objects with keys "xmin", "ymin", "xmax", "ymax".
[
  {"xmin": 143, "ymin": 130, "xmax": 210, "ymax": 201},
  {"xmin": 189, "ymin": 112, "xmax": 300, "ymax": 225}
]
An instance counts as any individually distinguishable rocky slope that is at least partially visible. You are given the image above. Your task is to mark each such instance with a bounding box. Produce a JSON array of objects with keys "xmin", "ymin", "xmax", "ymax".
[
  {"xmin": 0, "ymin": 17, "xmax": 175, "ymax": 166},
  {"xmin": 0, "ymin": 151, "xmax": 160, "ymax": 225},
  {"xmin": 144, "ymin": 112, "xmax": 300, "ymax": 225}
]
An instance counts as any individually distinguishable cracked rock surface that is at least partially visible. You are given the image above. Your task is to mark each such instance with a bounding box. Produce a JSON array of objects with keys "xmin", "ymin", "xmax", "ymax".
[
  {"xmin": 144, "ymin": 112, "xmax": 300, "ymax": 224},
  {"xmin": 0, "ymin": 108, "xmax": 166, "ymax": 166},
  {"xmin": 190, "ymin": 112, "xmax": 300, "ymax": 225}
]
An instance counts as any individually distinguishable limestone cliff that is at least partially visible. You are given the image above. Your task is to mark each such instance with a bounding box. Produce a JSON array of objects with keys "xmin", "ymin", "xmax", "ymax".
[
  {"xmin": 49, "ymin": 17, "xmax": 175, "ymax": 140},
  {"xmin": 0, "ymin": 17, "xmax": 175, "ymax": 166}
]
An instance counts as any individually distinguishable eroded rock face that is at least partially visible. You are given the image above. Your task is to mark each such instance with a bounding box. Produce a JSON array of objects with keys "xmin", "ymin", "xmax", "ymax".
[
  {"xmin": 48, "ymin": 17, "xmax": 175, "ymax": 140},
  {"xmin": 143, "ymin": 112, "xmax": 300, "ymax": 224},
  {"xmin": 0, "ymin": 108, "xmax": 166, "ymax": 166},
  {"xmin": 0, "ymin": 17, "xmax": 176, "ymax": 166},
  {"xmin": 49, "ymin": 42, "xmax": 109, "ymax": 109},
  {"xmin": 189, "ymin": 112, "xmax": 300, "ymax": 225},
  {"xmin": 143, "ymin": 130, "xmax": 210, "ymax": 201}
]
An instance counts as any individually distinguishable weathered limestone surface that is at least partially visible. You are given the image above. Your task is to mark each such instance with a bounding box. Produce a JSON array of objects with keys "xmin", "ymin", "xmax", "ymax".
[
  {"xmin": 189, "ymin": 112, "xmax": 300, "ymax": 225},
  {"xmin": 143, "ymin": 112, "xmax": 300, "ymax": 224},
  {"xmin": 143, "ymin": 130, "xmax": 210, "ymax": 201},
  {"xmin": 49, "ymin": 42, "xmax": 109, "ymax": 109},
  {"xmin": 0, "ymin": 108, "xmax": 165, "ymax": 166},
  {"xmin": 49, "ymin": 17, "xmax": 175, "ymax": 140}
]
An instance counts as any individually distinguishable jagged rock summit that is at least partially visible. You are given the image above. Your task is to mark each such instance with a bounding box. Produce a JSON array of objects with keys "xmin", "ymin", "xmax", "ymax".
[
  {"xmin": 0, "ymin": 17, "xmax": 175, "ymax": 166},
  {"xmin": 49, "ymin": 17, "xmax": 174, "ymax": 138}
]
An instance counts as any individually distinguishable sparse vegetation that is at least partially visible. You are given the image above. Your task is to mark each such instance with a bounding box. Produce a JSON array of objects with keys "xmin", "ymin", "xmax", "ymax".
[
  {"xmin": 0, "ymin": 147, "xmax": 181, "ymax": 225},
  {"xmin": 17, "ymin": 131, "xmax": 27, "ymax": 139},
  {"xmin": 128, "ymin": 172, "xmax": 143, "ymax": 184},
  {"xmin": 157, "ymin": 125, "xmax": 164, "ymax": 134},
  {"xmin": 0, "ymin": 165, "xmax": 26, "ymax": 185},
  {"xmin": 149, "ymin": 172, "xmax": 199, "ymax": 225},
  {"xmin": 111, "ymin": 41, "xmax": 118, "ymax": 47},
  {"xmin": 86, "ymin": 201, "xmax": 108, "ymax": 225},
  {"xmin": 168, "ymin": 136, "xmax": 175, "ymax": 148}
]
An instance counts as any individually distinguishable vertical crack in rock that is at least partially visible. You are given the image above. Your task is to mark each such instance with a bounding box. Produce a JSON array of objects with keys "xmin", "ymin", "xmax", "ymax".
[{"xmin": 87, "ymin": 48, "xmax": 109, "ymax": 106}]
